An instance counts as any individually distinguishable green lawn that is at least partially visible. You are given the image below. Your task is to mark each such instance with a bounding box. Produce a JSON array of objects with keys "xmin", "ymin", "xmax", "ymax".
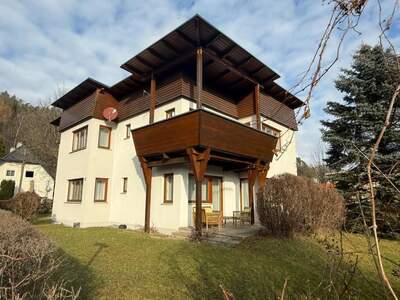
[{"xmin": 36, "ymin": 223, "xmax": 400, "ymax": 299}]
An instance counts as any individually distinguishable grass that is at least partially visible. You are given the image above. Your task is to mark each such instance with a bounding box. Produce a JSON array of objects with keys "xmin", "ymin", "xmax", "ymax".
[{"xmin": 35, "ymin": 223, "xmax": 400, "ymax": 299}]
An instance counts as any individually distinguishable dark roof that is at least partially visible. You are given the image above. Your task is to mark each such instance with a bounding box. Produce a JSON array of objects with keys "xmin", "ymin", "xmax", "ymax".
[
  {"xmin": 121, "ymin": 15, "xmax": 279, "ymax": 83},
  {"xmin": 0, "ymin": 145, "xmax": 41, "ymax": 165},
  {"xmin": 118, "ymin": 15, "xmax": 303, "ymax": 109},
  {"xmin": 52, "ymin": 15, "xmax": 303, "ymax": 110},
  {"xmin": 52, "ymin": 78, "xmax": 108, "ymax": 109}
]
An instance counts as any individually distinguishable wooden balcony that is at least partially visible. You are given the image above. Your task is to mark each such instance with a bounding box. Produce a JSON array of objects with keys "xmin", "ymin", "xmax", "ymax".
[{"xmin": 131, "ymin": 109, "xmax": 277, "ymax": 164}]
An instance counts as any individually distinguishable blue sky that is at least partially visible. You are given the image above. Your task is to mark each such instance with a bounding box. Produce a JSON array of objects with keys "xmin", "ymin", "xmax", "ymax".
[{"xmin": 0, "ymin": 0, "xmax": 399, "ymax": 163}]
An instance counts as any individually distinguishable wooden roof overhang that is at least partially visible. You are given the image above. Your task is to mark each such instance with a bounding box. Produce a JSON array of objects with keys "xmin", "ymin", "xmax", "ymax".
[
  {"xmin": 51, "ymin": 15, "xmax": 303, "ymax": 112},
  {"xmin": 131, "ymin": 109, "xmax": 277, "ymax": 171},
  {"xmin": 117, "ymin": 15, "xmax": 303, "ymax": 109}
]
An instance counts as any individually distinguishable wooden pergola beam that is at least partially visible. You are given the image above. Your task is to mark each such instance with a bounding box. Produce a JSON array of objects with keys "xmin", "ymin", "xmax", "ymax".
[
  {"xmin": 204, "ymin": 33, "xmax": 222, "ymax": 48},
  {"xmin": 159, "ymin": 39, "xmax": 180, "ymax": 56},
  {"xmin": 225, "ymin": 77, "xmax": 245, "ymax": 89},
  {"xmin": 210, "ymin": 154, "xmax": 255, "ymax": 165},
  {"xmin": 236, "ymin": 56, "xmax": 252, "ymax": 69},
  {"xmin": 126, "ymin": 65, "xmax": 146, "ymax": 76},
  {"xmin": 203, "ymin": 49, "xmax": 258, "ymax": 86},
  {"xmin": 136, "ymin": 55, "xmax": 156, "ymax": 69},
  {"xmin": 176, "ymin": 29, "xmax": 197, "ymax": 46},
  {"xmin": 221, "ymin": 44, "xmax": 236, "ymax": 58},
  {"xmin": 147, "ymin": 156, "xmax": 187, "ymax": 167},
  {"xmin": 153, "ymin": 50, "xmax": 195, "ymax": 77},
  {"xmin": 147, "ymin": 47, "xmax": 168, "ymax": 61}
]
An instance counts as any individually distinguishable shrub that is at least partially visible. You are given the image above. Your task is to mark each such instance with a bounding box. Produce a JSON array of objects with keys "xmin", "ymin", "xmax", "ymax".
[
  {"xmin": 0, "ymin": 214, "xmax": 79, "ymax": 299},
  {"xmin": 38, "ymin": 198, "xmax": 53, "ymax": 215},
  {"xmin": 257, "ymin": 174, "xmax": 345, "ymax": 237},
  {"xmin": 0, "ymin": 179, "xmax": 15, "ymax": 200},
  {"xmin": 7, "ymin": 192, "xmax": 41, "ymax": 220}
]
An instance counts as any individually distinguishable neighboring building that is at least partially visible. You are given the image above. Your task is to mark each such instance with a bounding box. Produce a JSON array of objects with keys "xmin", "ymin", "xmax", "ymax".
[
  {"xmin": 51, "ymin": 15, "xmax": 303, "ymax": 234},
  {"xmin": 0, "ymin": 144, "xmax": 54, "ymax": 199}
]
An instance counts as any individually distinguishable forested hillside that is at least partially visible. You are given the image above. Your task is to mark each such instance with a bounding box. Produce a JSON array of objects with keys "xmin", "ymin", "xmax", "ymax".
[{"xmin": 0, "ymin": 91, "xmax": 61, "ymax": 177}]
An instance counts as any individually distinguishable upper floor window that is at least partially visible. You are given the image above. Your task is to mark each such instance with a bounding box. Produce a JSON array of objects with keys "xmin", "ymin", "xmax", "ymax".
[
  {"xmin": 94, "ymin": 178, "xmax": 108, "ymax": 202},
  {"xmin": 25, "ymin": 171, "xmax": 34, "ymax": 178},
  {"xmin": 72, "ymin": 126, "xmax": 88, "ymax": 152},
  {"xmin": 6, "ymin": 170, "xmax": 15, "ymax": 176},
  {"xmin": 67, "ymin": 178, "xmax": 83, "ymax": 202},
  {"xmin": 98, "ymin": 125, "xmax": 111, "ymax": 149},
  {"xmin": 262, "ymin": 123, "xmax": 281, "ymax": 151},
  {"xmin": 164, "ymin": 174, "xmax": 174, "ymax": 203},
  {"xmin": 125, "ymin": 124, "xmax": 131, "ymax": 139},
  {"xmin": 165, "ymin": 108, "xmax": 175, "ymax": 119}
]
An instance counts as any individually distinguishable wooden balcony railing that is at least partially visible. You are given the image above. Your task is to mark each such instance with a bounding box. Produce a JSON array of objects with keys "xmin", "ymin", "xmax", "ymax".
[{"xmin": 131, "ymin": 109, "xmax": 277, "ymax": 162}]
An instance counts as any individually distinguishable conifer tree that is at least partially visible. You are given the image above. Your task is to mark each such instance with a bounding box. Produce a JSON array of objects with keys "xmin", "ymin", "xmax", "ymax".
[{"xmin": 321, "ymin": 44, "xmax": 400, "ymax": 236}]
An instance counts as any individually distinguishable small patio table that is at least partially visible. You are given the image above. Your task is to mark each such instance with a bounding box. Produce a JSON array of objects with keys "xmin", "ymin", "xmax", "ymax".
[{"xmin": 224, "ymin": 213, "xmax": 240, "ymax": 227}]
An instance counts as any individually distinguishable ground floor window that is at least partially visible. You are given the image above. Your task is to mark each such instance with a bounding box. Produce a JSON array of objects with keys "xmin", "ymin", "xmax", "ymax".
[
  {"xmin": 240, "ymin": 178, "xmax": 249, "ymax": 210},
  {"xmin": 94, "ymin": 178, "xmax": 108, "ymax": 202},
  {"xmin": 67, "ymin": 179, "xmax": 83, "ymax": 202},
  {"xmin": 6, "ymin": 170, "xmax": 15, "ymax": 176},
  {"xmin": 164, "ymin": 174, "xmax": 174, "ymax": 203},
  {"xmin": 122, "ymin": 177, "xmax": 128, "ymax": 193},
  {"xmin": 188, "ymin": 175, "xmax": 222, "ymax": 212},
  {"xmin": 188, "ymin": 175, "xmax": 209, "ymax": 203}
]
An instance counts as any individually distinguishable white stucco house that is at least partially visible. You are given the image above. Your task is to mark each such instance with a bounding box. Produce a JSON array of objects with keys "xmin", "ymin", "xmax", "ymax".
[
  {"xmin": 50, "ymin": 15, "xmax": 303, "ymax": 234},
  {"xmin": 0, "ymin": 144, "xmax": 54, "ymax": 199}
]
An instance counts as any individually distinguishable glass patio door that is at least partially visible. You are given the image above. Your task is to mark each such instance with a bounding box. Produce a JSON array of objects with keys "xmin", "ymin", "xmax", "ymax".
[
  {"xmin": 240, "ymin": 179, "xmax": 249, "ymax": 210},
  {"xmin": 211, "ymin": 177, "xmax": 222, "ymax": 213},
  {"xmin": 188, "ymin": 175, "xmax": 223, "ymax": 213}
]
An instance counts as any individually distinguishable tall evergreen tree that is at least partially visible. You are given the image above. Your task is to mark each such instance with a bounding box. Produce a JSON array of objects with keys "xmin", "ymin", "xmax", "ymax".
[{"xmin": 321, "ymin": 44, "xmax": 400, "ymax": 237}]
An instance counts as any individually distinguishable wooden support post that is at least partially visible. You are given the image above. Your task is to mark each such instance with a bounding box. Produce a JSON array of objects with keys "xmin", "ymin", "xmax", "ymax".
[
  {"xmin": 257, "ymin": 162, "xmax": 270, "ymax": 191},
  {"xmin": 187, "ymin": 147, "xmax": 210, "ymax": 237},
  {"xmin": 139, "ymin": 157, "xmax": 152, "ymax": 233},
  {"xmin": 254, "ymin": 84, "xmax": 261, "ymax": 130},
  {"xmin": 248, "ymin": 167, "xmax": 257, "ymax": 225},
  {"xmin": 196, "ymin": 48, "xmax": 203, "ymax": 109},
  {"xmin": 149, "ymin": 73, "xmax": 156, "ymax": 124}
]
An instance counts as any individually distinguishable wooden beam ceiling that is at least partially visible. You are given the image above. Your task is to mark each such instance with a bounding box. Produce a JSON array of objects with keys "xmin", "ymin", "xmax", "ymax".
[{"xmin": 204, "ymin": 49, "xmax": 258, "ymax": 85}]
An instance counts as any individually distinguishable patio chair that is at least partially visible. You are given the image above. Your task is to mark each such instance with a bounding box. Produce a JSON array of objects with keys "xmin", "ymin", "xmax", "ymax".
[
  {"xmin": 192, "ymin": 207, "xmax": 222, "ymax": 230},
  {"xmin": 233, "ymin": 208, "xmax": 251, "ymax": 225},
  {"xmin": 241, "ymin": 208, "xmax": 251, "ymax": 224}
]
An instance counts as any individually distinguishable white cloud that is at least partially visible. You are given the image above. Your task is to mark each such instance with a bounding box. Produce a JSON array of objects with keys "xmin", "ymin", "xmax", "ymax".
[{"xmin": 0, "ymin": 0, "xmax": 399, "ymax": 163}]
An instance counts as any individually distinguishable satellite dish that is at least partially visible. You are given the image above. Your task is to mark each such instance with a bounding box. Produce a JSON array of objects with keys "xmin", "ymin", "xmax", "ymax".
[{"xmin": 102, "ymin": 107, "xmax": 118, "ymax": 122}]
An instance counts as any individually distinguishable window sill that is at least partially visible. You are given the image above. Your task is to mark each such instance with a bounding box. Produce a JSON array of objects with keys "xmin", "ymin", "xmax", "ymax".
[
  {"xmin": 94, "ymin": 200, "xmax": 107, "ymax": 203},
  {"xmin": 120, "ymin": 192, "xmax": 127, "ymax": 194},
  {"xmin": 161, "ymin": 202, "xmax": 173, "ymax": 205},
  {"xmin": 98, "ymin": 147, "xmax": 111, "ymax": 150},
  {"xmin": 69, "ymin": 148, "xmax": 86, "ymax": 154},
  {"xmin": 65, "ymin": 201, "xmax": 82, "ymax": 204}
]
